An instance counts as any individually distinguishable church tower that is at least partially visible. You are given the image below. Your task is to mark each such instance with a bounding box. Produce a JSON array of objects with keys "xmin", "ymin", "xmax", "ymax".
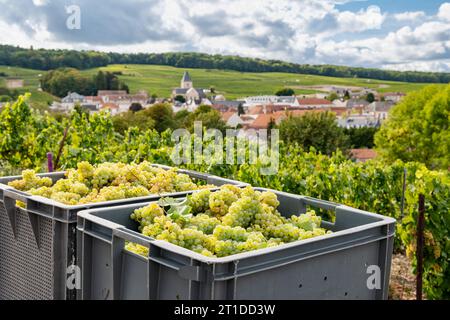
[{"xmin": 181, "ymin": 71, "xmax": 193, "ymax": 89}]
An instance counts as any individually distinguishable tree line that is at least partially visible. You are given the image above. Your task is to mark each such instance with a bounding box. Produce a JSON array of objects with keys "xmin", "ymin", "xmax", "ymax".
[
  {"xmin": 2, "ymin": 44, "xmax": 450, "ymax": 84},
  {"xmin": 41, "ymin": 69, "xmax": 129, "ymax": 97}
]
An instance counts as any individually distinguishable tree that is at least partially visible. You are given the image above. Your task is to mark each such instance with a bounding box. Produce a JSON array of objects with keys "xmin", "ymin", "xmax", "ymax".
[
  {"xmin": 112, "ymin": 110, "xmax": 155, "ymax": 134},
  {"xmin": 0, "ymin": 95, "xmax": 12, "ymax": 102},
  {"xmin": 3, "ymin": 44, "xmax": 450, "ymax": 84},
  {"xmin": 145, "ymin": 103, "xmax": 176, "ymax": 132},
  {"xmin": 343, "ymin": 90, "xmax": 351, "ymax": 100},
  {"xmin": 275, "ymin": 88, "xmax": 295, "ymax": 96},
  {"xmin": 129, "ymin": 103, "xmax": 143, "ymax": 112},
  {"xmin": 238, "ymin": 103, "xmax": 245, "ymax": 116},
  {"xmin": 174, "ymin": 95, "xmax": 186, "ymax": 103},
  {"xmin": 375, "ymin": 85, "xmax": 450, "ymax": 170},
  {"xmin": 343, "ymin": 127, "xmax": 379, "ymax": 148},
  {"xmin": 278, "ymin": 111, "xmax": 349, "ymax": 155},
  {"xmin": 327, "ymin": 92, "xmax": 339, "ymax": 101},
  {"xmin": 174, "ymin": 109, "xmax": 191, "ymax": 128},
  {"xmin": 95, "ymin": 71, "xmax": 107, "ymax": 91},
  {"xmin": 191, "ymin": 105, "xmax": 227, "ymax": 132},
  {"xmin": 366, "ymin": 92, "xmax": 375, "ymax": 103},
  {"xmin": 40, "ymin": 68, "xmax": 95, "ymax": 97}
]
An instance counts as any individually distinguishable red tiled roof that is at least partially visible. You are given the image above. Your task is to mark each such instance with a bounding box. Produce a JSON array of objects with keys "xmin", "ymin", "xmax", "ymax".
[
  {"xmin": 222, "ymin": 111, "xmax": 236, "ymax": 122},
  {"xmin": 277, "ymin": 109, "xmax": 326, "ymax": 119},
  {"xmin": 249, "ymin": 114, "xmax": 277, "ymax": 129},
  {"xmin": 100, "ymin": 103, "xmax": 119, "ymax": 110},
  {"xmin": 351, "ymin": 149, "xmax": 378, "ymax": 161},
  {"xmin": 98, "ymin": 90, "xmax": 128, "ymax": 96},
  {"xmin": 248, "ymin": 106, "xmax": 264, "ymax": 115},
  {"xmin": 298, "ymin": 98, "xmax": 333, "ymax": 105},
  {"xmin": 85, "ymin": 96, "xmax": 102, "ymax": 102},
  {"xmin": 327, "ymin": 107, "xmax": 348, "ymax": 116}
]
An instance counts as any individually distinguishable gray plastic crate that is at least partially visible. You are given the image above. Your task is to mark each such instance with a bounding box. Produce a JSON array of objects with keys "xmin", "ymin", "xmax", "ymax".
[
  {"xmin": 0, "ymin": 165, "xmax": 246, "ymax": 300},
  {"xmin": 77, "ymin": 188, "xmax": 396, "ymax": 300}
]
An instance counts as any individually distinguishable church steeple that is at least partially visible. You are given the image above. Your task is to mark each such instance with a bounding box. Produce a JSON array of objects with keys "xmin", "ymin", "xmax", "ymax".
[{"xmin": 181, "ymin": 71, "xmax": 193, "ymax": 89}]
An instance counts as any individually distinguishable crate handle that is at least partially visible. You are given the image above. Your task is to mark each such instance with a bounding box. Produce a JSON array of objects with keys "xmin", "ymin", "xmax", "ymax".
[
  {"xmin": 2, "ymin": 189, "xmax": 41, "ymax": 248},
  {"xmin": 300, "ymin": 196, "xmax": 340, "ymax": 211},
  {"xmin": 2, "ymin": 189, "xmax": 30, "ymax": 238},
  {"xmin": 113, "ymin": 228, "xmax": 203, "ymax": 281},
  {"xmin": 3, "ymin": 188, "xmax": 30, "ymax": 203},
  {"xmin": 148, "ymin": 256, "xmax": 203, "ymax": 281},
  {"xmin": 183, "ymin": 170, "xmax": 210, "ymax": 181},
  {"xmin": 114, "ymin": 227, "xmax": 154, "ymax": 248}
]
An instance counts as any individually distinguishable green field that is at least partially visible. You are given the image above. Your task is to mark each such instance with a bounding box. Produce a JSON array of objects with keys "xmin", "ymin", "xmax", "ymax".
[
  {"xmin": 1, "ymin": 64, "xmax": 445, "ymax": 102},
  {"xmin": 87, "ymin": 64, "xmax": 443, "ymax": 99},
  {"xmin": 0, "ymin": 66, "xmax": 58, "ymax": 110}
]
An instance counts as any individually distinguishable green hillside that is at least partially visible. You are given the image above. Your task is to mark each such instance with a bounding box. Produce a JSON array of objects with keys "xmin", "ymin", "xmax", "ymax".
[
  {"xmin": 85, "ymin": 64, "xmax": 443, "ymax": 99},
  {"xmin": 0, "ymin": 66, "xmax": 57, "ymax": 110},
  {"xmin": 1, "ymin": 64, "xmax": 445, "ymax": 102}
]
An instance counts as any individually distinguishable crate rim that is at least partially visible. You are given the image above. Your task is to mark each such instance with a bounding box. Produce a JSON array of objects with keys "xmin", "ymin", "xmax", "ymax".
[
  {"xmin": 77, "ymin": 187, "xmax": 396, "ymax": 265},
  {"xmin": 0, "ymin": 166, "xmax": 248, "ymax": 210}
]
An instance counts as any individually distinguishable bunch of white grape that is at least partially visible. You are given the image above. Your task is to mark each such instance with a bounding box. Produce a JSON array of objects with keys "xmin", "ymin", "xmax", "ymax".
[
  {"xmin": 8, "ymin": 162, "xmax": 214, "ymax": 206},
  {"xmin": 127, "ymin": 185, "xmax": 331, "ymax": 258}
]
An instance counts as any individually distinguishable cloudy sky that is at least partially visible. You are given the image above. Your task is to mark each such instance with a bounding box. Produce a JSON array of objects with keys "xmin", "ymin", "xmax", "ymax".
[{"xmin": 1, "ymin": 0, "xmax": 450, "ymax": 72}]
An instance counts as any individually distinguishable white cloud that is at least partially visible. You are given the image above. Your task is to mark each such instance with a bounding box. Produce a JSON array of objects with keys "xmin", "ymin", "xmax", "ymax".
[
  {"xmin": 336, "ymin": 5, "xmax": 385, "ymax": 32},
  {"xmin": 394, "ymin": 11, "xmax": 425, "ymax": 21},
  {"xmin": 382, "ymin": 61, "xmax": 450, "ymax": 72},
  {"xmin": 438, "ymin": 2, "xmax": 450, "ymax": 21},
  {"xmin": 0, "ymin": 0, "xmax": 450, "ymax": 72},
  {"xmin": 32, "ymin": 0, "xmax": 49, "ymax": 6}
]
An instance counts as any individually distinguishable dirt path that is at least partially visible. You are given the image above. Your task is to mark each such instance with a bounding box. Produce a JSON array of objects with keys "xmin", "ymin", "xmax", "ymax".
[{"xmin": 389, "ymin": 254, "xmax": 421, "ymax": 300}]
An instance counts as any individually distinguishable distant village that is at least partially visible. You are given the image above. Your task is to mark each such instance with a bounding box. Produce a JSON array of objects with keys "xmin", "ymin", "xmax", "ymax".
[{"xmin": 48, "ymin": 71, "xmax": 404, "ymax": 133}]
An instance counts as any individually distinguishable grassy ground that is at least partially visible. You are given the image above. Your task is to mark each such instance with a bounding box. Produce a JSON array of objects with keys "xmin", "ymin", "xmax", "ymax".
[{"xmin": 1, "ymin": 64, "xmax": 444, "ymax": 102}]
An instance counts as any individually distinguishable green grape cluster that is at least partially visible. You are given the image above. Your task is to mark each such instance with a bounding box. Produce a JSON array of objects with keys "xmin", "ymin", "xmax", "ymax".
[
  {"xmin": 8, "ymin": 170, "xmax": 52, "ymax": 191},
  {"xmin": 213, "ymin": 225, "xmax": 248, "ymax": 241},
  {"xmin": 209, "ymin": 188, "xmax": 238, "ymax": 216},
  {"xmin": 222, "ymin": 196, "xmax": 263, "ymax": 228},
  {"xmin": 289, "ymin": 211, "xmax": 322, "ymax": 231},
  {"xmin": 127, "ymin": 185, "xmax": 331, "ymax": 259},
  {"xmin": 187, "ymin": 214, "xmax": 221, "ymax": 235},
  {"xmin": 187, "ymin": 189, "xmax": 211, "ymax": 214},
  {"xmin": 131, "ymin": 203, "xmax": 165, "ymax": 229},
  {"xmin": 125, "ymin": 242, "xmax": 149, "ymax": 257},
  {"xmin": 8, "ymin": 162, "xmax": 211, "ymax": 205}
]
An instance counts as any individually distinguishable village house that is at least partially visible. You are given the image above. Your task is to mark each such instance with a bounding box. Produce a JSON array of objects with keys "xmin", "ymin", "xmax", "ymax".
[
  {"xmin": 100, "ymin": 103, "xmax": 120, "ymax": 115},
  {"xmin": 297, "ymin": 98, "xmax": 333, "ymax": 109},
  {"xmin": 366, "ymin": 101, "xmax": 395, "ymax": 121},
  {"xmin": 5, "ymin": 78, "xmax": 24, "ymax": 89},
  {"xmin": 350, "ymin": 149, "xmax": 378, "ymax": 163},
  {"xmin": 55, "ymin": 90, "xmax": 150, "ymax": 114},
  {"xmin": 243, "ymin": 96, "xmax": 300, "ymax": 108},
  {"xmin": 172, "ymin": 72, "xmax": 206, "ymax": 104},
  {"xmin": 221, "ymin": 111, "xmax": 245, "ymax": 128},
  {"xmin": 337, "ymin": 114, "xmax": 379, "ymax": 128},
  {"xmin": 383, "ymin": 92, "xmax": 406, "ymax": 103},
  {"xmin": 345, "ymin": 98, "xmax": 370, "ymax": 109},
  {"xmin": 212, "ymin": 100, "xmax": 243, "ymax": 112},
  {"xmin": 61, "ymin": 92, "xmax": 85, "ymax": 109}
]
